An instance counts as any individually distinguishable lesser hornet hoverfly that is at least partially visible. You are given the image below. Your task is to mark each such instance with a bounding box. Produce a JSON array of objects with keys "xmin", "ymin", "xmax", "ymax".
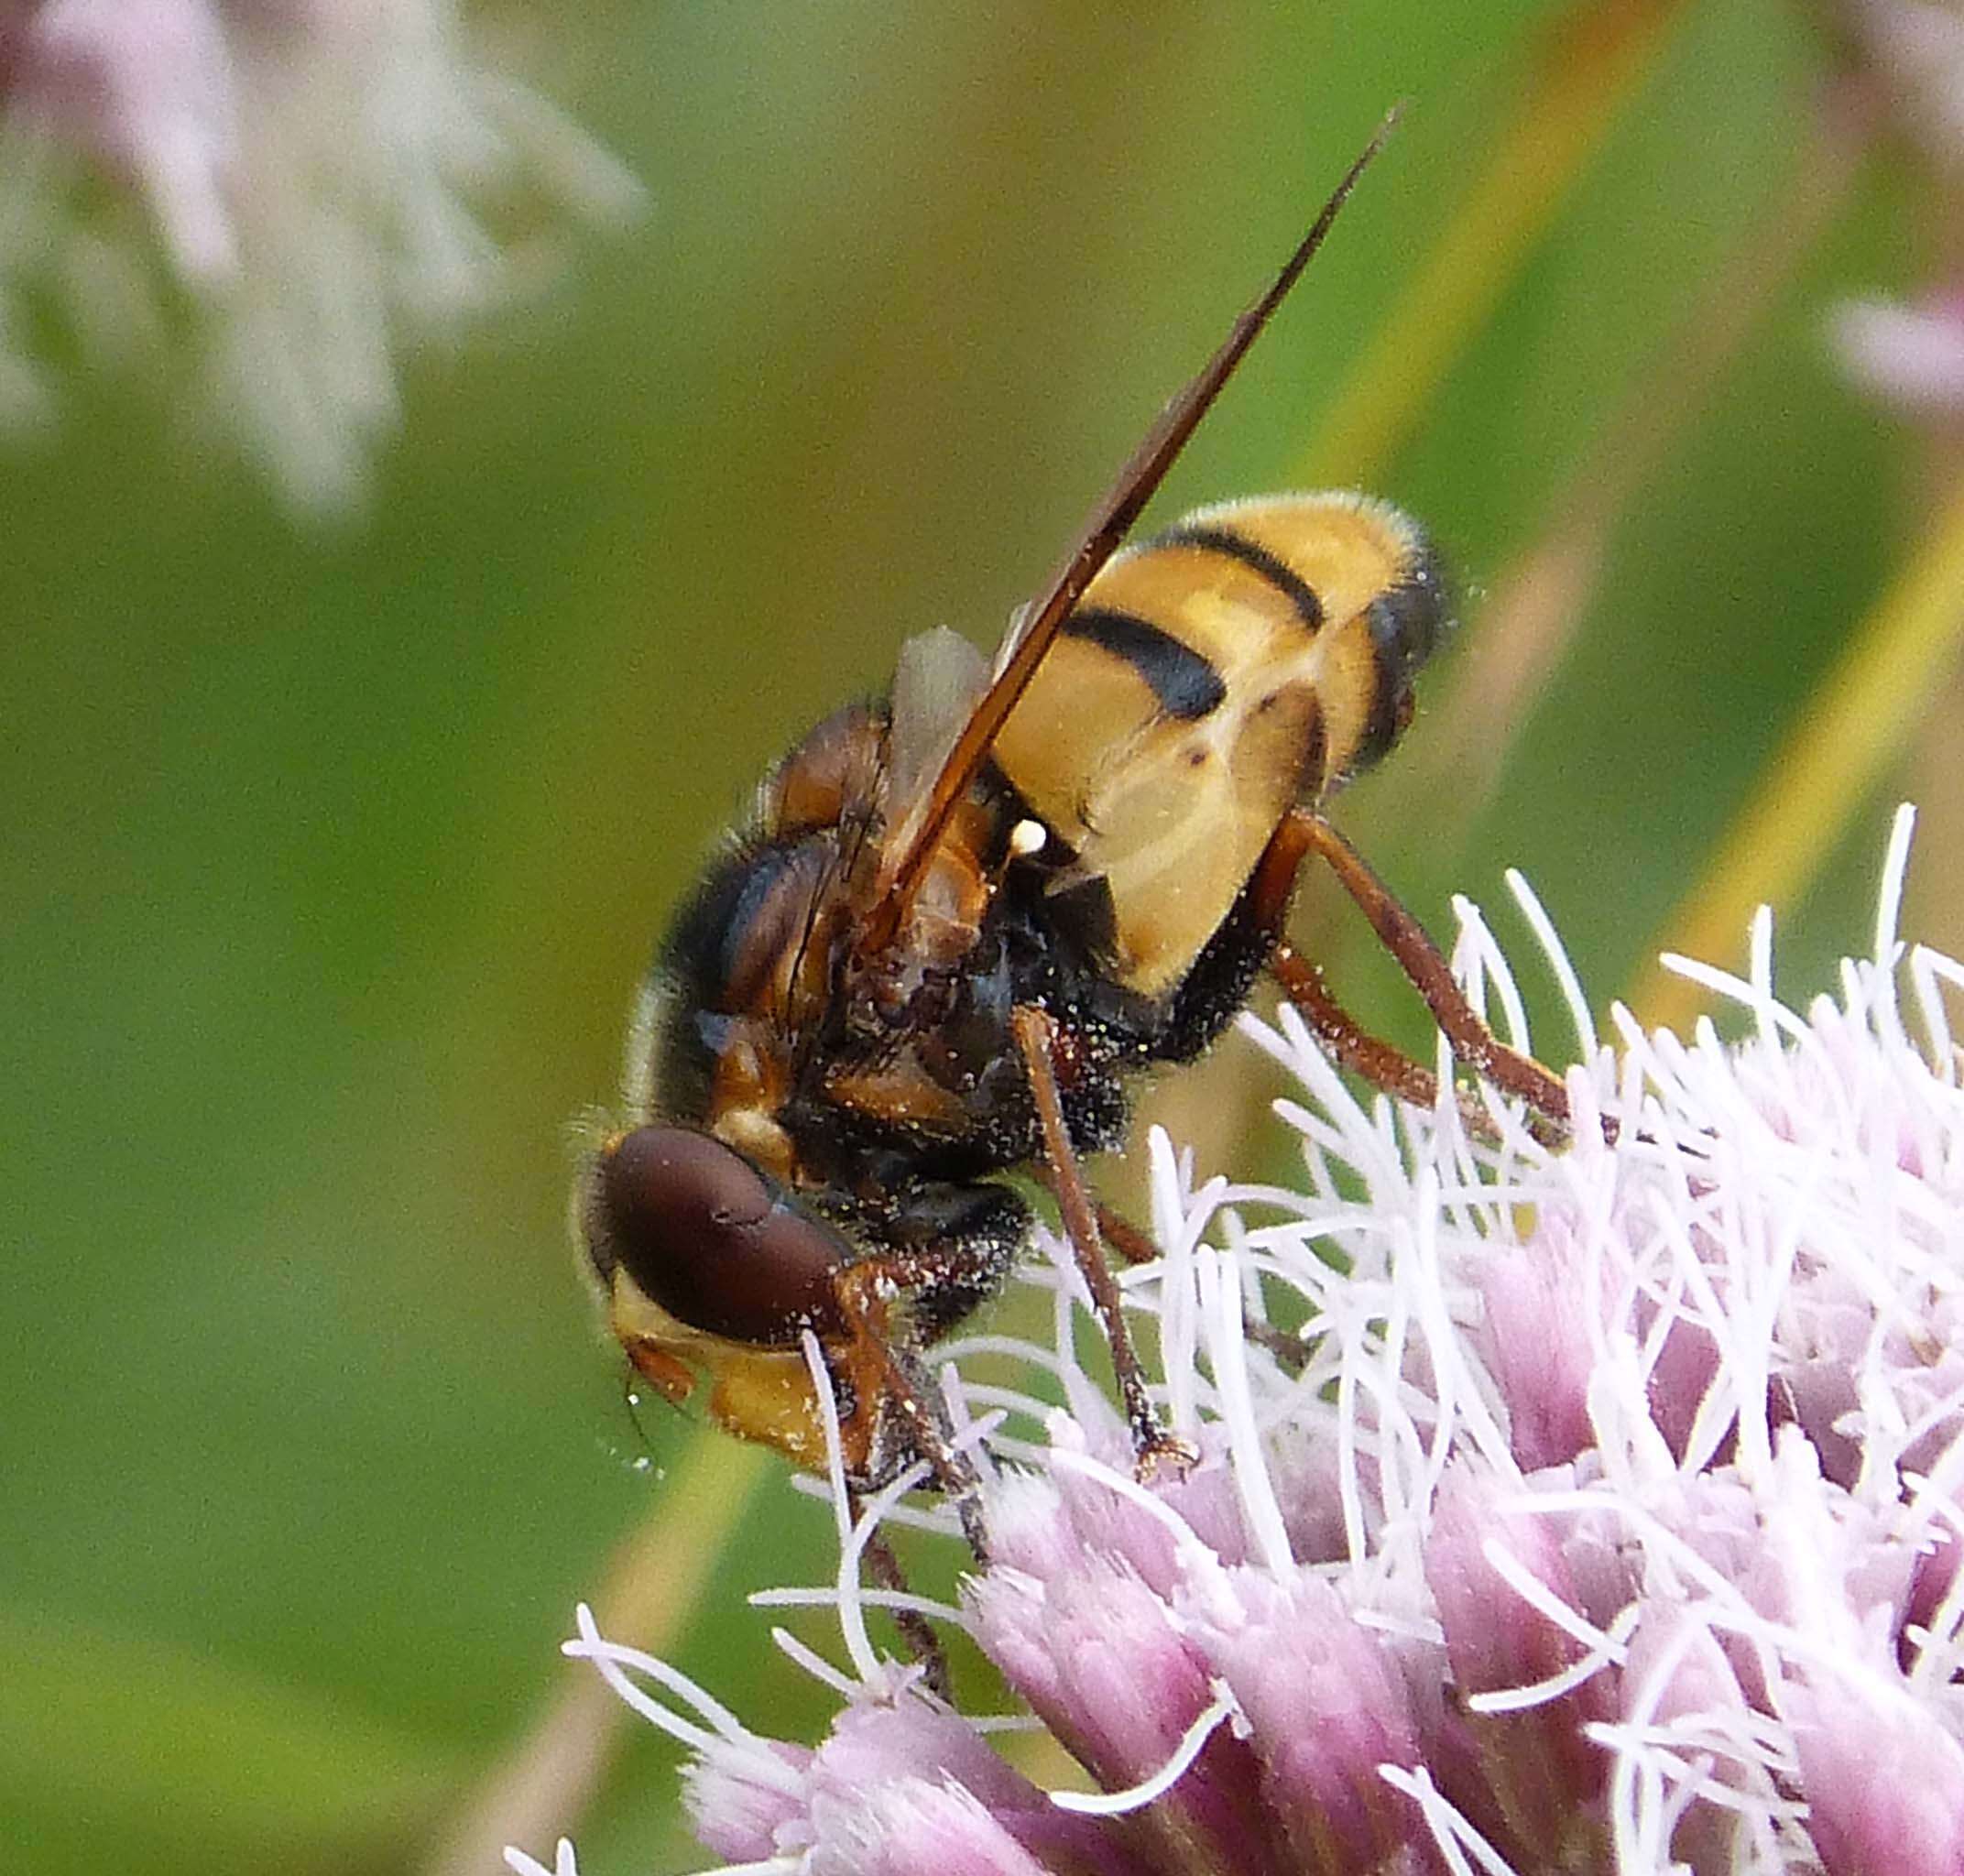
[{"xmin": 577, "ymin": 117, "xmax": 1572, "ymax": 1526}]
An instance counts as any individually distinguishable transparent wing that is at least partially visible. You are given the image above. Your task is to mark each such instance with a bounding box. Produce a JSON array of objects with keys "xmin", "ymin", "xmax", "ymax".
[{"xmin": 886, "ymin": 625, "xmax": 990, "ymax": 815}]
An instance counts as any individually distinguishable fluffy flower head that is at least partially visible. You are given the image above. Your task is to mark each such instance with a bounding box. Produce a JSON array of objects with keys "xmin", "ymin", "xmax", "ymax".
[
  {"xmin": 0, "ymin": 0, "xmax": 638, "ymax": 508},
  {"xmin": 519, "ymin": 808, "xmax": 1964, "ymax": 1876}
]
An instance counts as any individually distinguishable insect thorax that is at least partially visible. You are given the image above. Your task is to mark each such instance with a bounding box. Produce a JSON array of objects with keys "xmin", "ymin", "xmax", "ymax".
[{"xmin": 646, "ymin": 771, "xmax": 1142, "ymax": 1197}]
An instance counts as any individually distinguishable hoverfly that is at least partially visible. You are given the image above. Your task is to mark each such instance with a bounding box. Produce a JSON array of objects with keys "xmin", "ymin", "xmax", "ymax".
[{"xmin": 577, "ymin": 115, "xmax": 1571, "ymax": 1521}]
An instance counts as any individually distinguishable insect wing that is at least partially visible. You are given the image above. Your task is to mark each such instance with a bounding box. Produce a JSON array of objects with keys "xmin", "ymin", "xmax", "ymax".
[{"xmin": 886, "ymin": 625, "xmax": 990, "ymax": 815}]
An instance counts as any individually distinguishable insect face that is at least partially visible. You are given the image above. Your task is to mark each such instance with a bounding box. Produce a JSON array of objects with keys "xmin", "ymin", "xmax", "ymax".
[
  {"xmin": 585, "ymin": 1123, "xmax": 883, "ymax": 1478},
  {"xmin": 588, "ymin": 1127, "xmax": 852, "ymax": 1349}
]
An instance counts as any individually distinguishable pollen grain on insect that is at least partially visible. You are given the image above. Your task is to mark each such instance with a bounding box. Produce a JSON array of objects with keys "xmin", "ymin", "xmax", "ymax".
[{"xmin": 1009, "ymin": 818, "xmax": 1047, "ymax": 857}]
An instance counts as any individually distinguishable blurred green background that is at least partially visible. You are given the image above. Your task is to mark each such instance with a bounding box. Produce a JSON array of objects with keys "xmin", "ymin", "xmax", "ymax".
[{"xmin": 5, "ymin": 3, "xmax": 1958, "ymax": 1871}]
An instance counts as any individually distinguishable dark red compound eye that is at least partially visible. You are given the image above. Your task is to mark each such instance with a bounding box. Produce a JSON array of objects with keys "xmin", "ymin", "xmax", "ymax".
[{"xmin": 585, "ymin": 1127, "xmax": 850, "ymax": 1347}]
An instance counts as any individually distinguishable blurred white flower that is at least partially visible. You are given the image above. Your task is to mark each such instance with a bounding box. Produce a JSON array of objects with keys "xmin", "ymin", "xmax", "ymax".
[
  {"xmin": 0, "ymin": 0, "xmax": 640, "ymax": 509},
  {"xmin": 516, "ymin": 806, "xmax": 1964, "ymax": 1875},
  {"xmin": 1833, "ymin": 292, "xmax": 1964, "ymax": 412},
  {"xmin": 1829, "ymin": 1, "xmax": 1964, "ymax": 418},
  {"xmin": 1841, "ymin": 0, "xmax": 1964, "ymax": 164}
]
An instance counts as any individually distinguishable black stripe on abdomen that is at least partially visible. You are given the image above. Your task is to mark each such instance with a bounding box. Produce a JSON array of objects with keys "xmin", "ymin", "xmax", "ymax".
[
  {"xmin": 1149, "ymin": 522, "xmax": 1325, "ymax": 634},
  {"xmin": 1064, "ymin": 606, "xmax": 1226, "ymax": 720}
]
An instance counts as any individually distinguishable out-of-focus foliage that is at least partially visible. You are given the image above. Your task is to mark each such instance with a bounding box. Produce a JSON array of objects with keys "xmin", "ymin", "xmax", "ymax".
[{"xmin": 2, "ymin": 4, "xmax": 1954, "ymax": 1872}]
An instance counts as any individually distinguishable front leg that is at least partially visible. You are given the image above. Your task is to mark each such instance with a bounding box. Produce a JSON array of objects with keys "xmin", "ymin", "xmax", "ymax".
[{"xmin": 827, "ymin": 1263, "xmax": 992, "ymax": 1559}]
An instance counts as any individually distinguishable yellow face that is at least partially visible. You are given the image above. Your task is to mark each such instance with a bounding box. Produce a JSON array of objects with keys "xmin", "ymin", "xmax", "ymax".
[
  {"xmin": 606, "ymin": 1259, "xmax": 895, "ymax": 1480},
  {"xmin": 988, "ymin": 491, "xmax": 1444, "ymax": 998}
]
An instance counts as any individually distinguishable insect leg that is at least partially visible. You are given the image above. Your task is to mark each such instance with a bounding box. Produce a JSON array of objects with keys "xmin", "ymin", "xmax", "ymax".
[
  {"xmin": 1267, "ymin": 940, "xmax": 1449, "ymax": 1109},
  {"xmin": 828, "ymin": 1265, "xmax": 992, "ymax": 1559},
  {"xmin": 1237, "ymin": 811, "xmax": 1567, "ymax": 1144},
  {"xmin": 1086, "ymin": 1196, "xmax": 1156, "ymax": 1267},
  {"xmin": 1057, "ymin": 1185, "xmax": 1308, "ymax": 1374},
  {"xmin": 1246, "ymin": 808, "xmax": 1456, "ymax": 1103},
  {"xmin": 1290, "ymin": 811, "xmax": 1574, "ymax": 1127},
  {"xmin": 848, "ymin": 1494, "xmax": 953, "ymax": 1699},
  {"xmin": 1010, "ymin": 1004, "xmax": 1198, "ymax": 1481}
]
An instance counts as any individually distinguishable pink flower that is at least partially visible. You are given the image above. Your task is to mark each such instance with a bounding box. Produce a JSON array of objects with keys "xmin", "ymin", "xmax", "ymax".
[
  {"xmin": 1833, "ymin": 295, "xmax": 1964, "ymax": 414},
  {"xmin": 1829, "ymin": 3, "xmax": 1964, "ymax": 417},
  {"xmin": 517, "ymin": 807, "xmax": 1964, "ymax": 1875},
  {"xmin": 1842, "ymin": 0, "xmax": 1964, "ymax": 164},
  {"xmin": 0, "ymin": 1, "xmax": 638, "ymax": 508}
]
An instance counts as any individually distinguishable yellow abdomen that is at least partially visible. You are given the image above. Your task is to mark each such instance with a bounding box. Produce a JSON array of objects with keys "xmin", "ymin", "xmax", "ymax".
[{"xmin": 989, "ymin": 491, "xmax": 1447, "ymax": 999}]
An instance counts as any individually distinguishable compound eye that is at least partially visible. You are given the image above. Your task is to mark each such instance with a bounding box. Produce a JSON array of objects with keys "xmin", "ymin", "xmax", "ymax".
[{"xmin": 586, "ymin": 1127, "xmax": 848, "ymax": 1346}]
